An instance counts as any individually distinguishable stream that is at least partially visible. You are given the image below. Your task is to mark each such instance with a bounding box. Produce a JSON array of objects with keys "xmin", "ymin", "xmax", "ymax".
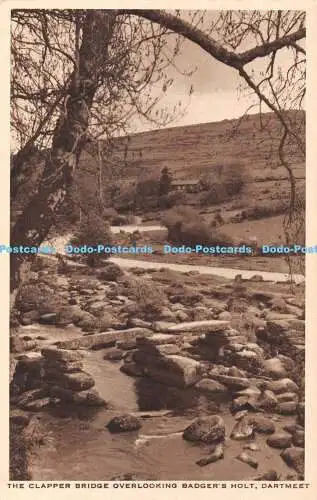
[{"xmin": 28, "ymin": 331, "xmax": 295, "ymax": 481}]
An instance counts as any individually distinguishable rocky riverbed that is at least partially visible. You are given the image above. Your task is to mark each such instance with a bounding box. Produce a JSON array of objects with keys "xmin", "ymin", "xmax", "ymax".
[{"xmin": 10, "ymin": 254, "xmax": 305, "ymax": 481}]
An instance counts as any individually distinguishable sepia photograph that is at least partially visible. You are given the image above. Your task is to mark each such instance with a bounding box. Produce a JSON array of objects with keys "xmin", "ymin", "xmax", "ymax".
[{"xmin": 9, "ymin": 8, "xmax": 307, "ymax": 483}]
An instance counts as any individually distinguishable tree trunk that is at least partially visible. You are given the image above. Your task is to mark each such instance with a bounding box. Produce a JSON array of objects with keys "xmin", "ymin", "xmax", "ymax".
[{"xmin": 10, "ymin": 11, "xmax": 116, "ymax": 297}]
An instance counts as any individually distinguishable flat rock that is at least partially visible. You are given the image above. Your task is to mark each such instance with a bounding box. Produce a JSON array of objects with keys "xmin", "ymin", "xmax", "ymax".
[
  {"xmin": 56, "ymin": 328, "xmax": 153, "ymax": 350},
  {"xmin": 266, "ymin": 378, "xmax": 299, "ymax": 394},
  {"xmin": 280, "ymin": 447, "xmax": 304, "ymax": 473},
  {"xmin": 165, "ymin": 320, "xmax": 230, "ymax": 334},
  {"xmin": 195, "ymin": 378, "xmax": 228, "ymax": 394}
]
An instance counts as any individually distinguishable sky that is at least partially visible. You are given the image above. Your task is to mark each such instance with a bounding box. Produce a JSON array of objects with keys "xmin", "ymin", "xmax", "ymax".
[{"xmin": 130, "ymin": 10, "xmax": 304, "ymax": 134}]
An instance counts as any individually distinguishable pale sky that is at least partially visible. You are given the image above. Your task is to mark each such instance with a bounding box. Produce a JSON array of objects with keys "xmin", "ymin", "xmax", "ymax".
[{"xmin": 131, "ymin": 11, "xmax": 304, "ymax": 134}]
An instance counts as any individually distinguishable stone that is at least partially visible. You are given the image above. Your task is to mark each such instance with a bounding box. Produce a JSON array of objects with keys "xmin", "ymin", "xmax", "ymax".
[
  {"xmin": 276, "ymin": 392, "xmax": 299, "ymax": 404},
  {"xmin": 120, "ymin": 362, "xmax": 143, "ymax": 377},
  {"xmin": 218, "ymin": 311, "xmax": 232, "ymax": 321},
  {"xmin": 263, "ymin": 358, "xmax": 287, "ymax": 379},
  {"xmin": 44, "ymin": 359, "xmax": 83, "ymax": 373},
  {"xmin": 196, "ymin": 443, "xmax": 224, "ymax": 467},
  {"xmin": 166, "ymin": 320, "xmax": 230, "ymax": 334},
  {"xmin": 230, "ymin": 419, "xmax": 254, "ymax": 440},
  {"xmin": 22, "ymin": 397, "xmax": 52, "ymax": 411},
  {"xmin": 254, "ymin": 470, "xmax": 279, "ymax": 481},
  {"xmin": 103, "ymin": 348, "xmax": 124, "ymax": 361},
  {"xmin": 278, "ymin": 402, "xmax": 297, "ymax": 415},
  {"xmin": 293, "ymin": 428, "xmax": 305, "ymax": 447},
  {"xmin": 39, "ymin": 313, "xmax": 58, "ymax": 325},
  {"xmin": 266, "ymin": 378, "xmax": 299, "ymax": 395},
  {"xmin": 56, "ymin": 371, "xmax": 95, "ymax": 392},
  {"xmin": 195, "ymin": 379, "xmax": 227, "ymax": 394},
  {"xmin": 175, "ymin": 310, "xmax": 189, "ymax": 322},
  {"xmin": 209, "ymin": 374, "xmax": 250, "ymax": 391},
  {"xmin": 297, "ymin": 402, "xmax": 305, "ymax": 427},
  {"xmin": 106, "ymin": 414, "xmax": 142, "ymax": 433},
  {"xmin": 133, "ymin": 352, "xmax": 203, "ymax": 388},
  {"xmin": 73, "ymin": 389, "xmax": 107, "ymax": 407},
  {"xmin": 41, "ymin": 347, "xmax": 83, "ymax": 363},
  {"xmin": 15, "ymin": 389, "xmax": 47, "ymax": 409},
  {"xmin": 116, "ymin": 339, "xmax": 137, "ymax": 350},
  {"xmin": 248, "ymin": 416, "xmax": 275, "ymax": 434},
  {"xmin": 243, "ymin": 443, "xmax": 260, "ymax": 451},
  {"xmin": 236, "ymin": 452, "xmax": 258, "ymax": 469},
  {"xmin": 280, "ymin": 447, "xmax": 304, "ymax": 473},
  {"xmin": 267, "ymin": 432, "xmax": 293, "ymax": 449},
  {"xmin": 257, "ymin": 390, "xmax": 278, "ymax": 411},
  {"xmin": 183, "ymin": 416, "xmax": 225, "ymax": 444},
  {"xmin": 10, "ymin": 409, "xmax": 30, "ymax": 427},
  {"xmin": 56, "ymin": 328, "xmax": 153, "ymax": 350}
]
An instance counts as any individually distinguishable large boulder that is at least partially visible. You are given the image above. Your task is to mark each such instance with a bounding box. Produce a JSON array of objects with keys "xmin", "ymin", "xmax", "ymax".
[
  {"xmin": 133, "ymin": 352, "xmax": 203, "ymax": 388},
  {"xmin": 106, "ymin": 414, "xmax": 142, "ymax": 433},
  {"xmin": 183, "ymin": 416, "xmax": 225, "ymax": 444},
  {"xmin": 280, "ymin": 447, "xmax": 304, "ymax": 474}
]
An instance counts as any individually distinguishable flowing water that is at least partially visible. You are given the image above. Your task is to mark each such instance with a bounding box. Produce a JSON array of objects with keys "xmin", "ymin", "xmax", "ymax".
[{"xmin": 29, "ymin": 346, "xmax": 295, "ymax": 481}]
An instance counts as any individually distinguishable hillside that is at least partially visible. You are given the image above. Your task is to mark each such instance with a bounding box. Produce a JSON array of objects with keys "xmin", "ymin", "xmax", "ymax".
[{"xmin": 94, "ymin": 110, "xmax": 305, "ymax": 182}]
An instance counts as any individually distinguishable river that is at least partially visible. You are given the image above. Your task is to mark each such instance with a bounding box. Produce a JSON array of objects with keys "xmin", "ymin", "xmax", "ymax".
[{"xmin": 28, "ymin": 334, "xmax": 294, "ymax": 481}]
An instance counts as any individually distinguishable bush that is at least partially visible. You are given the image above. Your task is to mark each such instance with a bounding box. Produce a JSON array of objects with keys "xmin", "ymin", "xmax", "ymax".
[
  {"xmin": 242, "ymin": 200, "xmax": 288, "ymax": 220},
  {"xmin": 163, "ymin": 206, "xmax": 234, "ymax": 247},
  {"xmin": 200, "ymin": 162, "xmax": 246, "ymax": 206},
  {"xmin": 71, "ymin": 214, "xmax": 112, "ymax": 267},
  {"xmin": 118, "ymin": 275, "xmax": 167, "ymax": 320}
]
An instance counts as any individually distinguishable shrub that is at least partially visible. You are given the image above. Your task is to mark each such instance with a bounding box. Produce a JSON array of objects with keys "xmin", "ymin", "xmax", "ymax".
[
  {"xmin": 163, "ymin": 206, "xmax": 234, "ymax": 247},
  {"xmin": 71, "ymin": 214, "xmax": 112, "ymax": 267},
  {"xmin": 242, "ymin": 200, "xmax": 288, "ymax": 220},
  {"xmin": 200, "ymin": 162, "xmax": 247, "ymax": 206},
  {"xmin": 118, "ymin": 275, "xmax": 167, "ymax": 320}
]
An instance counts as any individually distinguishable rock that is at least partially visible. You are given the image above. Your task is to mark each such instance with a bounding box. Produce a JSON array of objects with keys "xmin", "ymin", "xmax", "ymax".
[
  {"xmin": 106, "ymin": 414, "xmax": 142, "ymax": 433},
  {"xmin": 15, "ymin": 389, "xmax": 47, "ymax": 408},
  {"xmin": 133, "ymin": 352, "xmax": 203, "ymax": 388},
  {"xmin": 73, "ymin": 389, "xmax": 107, "ymax": 407},
  {"xmin": 41, "ymin": 347, "xmax": 83, "ymax": 363},
  {"xmin": 278, "ymin": 402, "xmax": 297, "ymax": 415},
  {"xmin": 293, "ymin": 428, "xmax": 305, "ymax": 447},
  {"xmin": 243, "ymin": 443, "xmax": 260, "ymax": 451},
  {"xmin": 248, "ymin": 416, "xmax": 275, "ymax": 434},
  {"xmin": 195, "ymin": 379, "xmax": 227, "ymax": 394},
  {"xmin": 120, "ymin": 362, "xmax": 143, "ymax": 377},
  {"xmin": 235, "ymin": 410, "xmax": 249, "ymax": 421},
  {"xmin": 280, "ymin": 447, "xmax": 304, "ymax": 473},
  {"xmin": 231, "ymin": 396, "xmax": 255, "ymax": 413},
  {"xmin": 44, "ymin": 359, "xmax": 83, "ymax": 373},
  {"xmin": 236, "ymin": 387, "xmax": 261, "ymax": 398},
  {"xmin": 266, "ymin": 378, "xmax": 299, "ymax": 395},
  {"xmin": 56, "ymin": 328, "xmax": 153, "ymax": 350},
  {"xmin": 196, "ymin": 443, "xmax": 224, "ymax": 467},
  {"xmin": 183, "ymin": 416, "xmax": 225, "ymax": 444},
  {"xmin": 56, "ymin": 371, "xmax": 95, "ymax": 392},
  {"xmin": 236, "ymin": 452, "xmax": 258, "ymax": 469},
  {"xmin": 218, "ymin": 311, "xmax": 232, "ymax": 321},
  {"xmin": 263, "ymin": 358, "xmax": 287, "ymax": 379},
  {"xmin": 10, "ymin": 409, "xmax": 30, "ymax": 427},
  {"xmin": 175, "ymin": 310, "xmax": 189, "ymax": 322},
  {"xmin": 21, "ymin": 397, "xmax": 52, "ymax": 411},
  {"xmin": 10, "ymin": 337, "xmax": 38, "ymax": 354},
  {"xmin": 116, "ymin": 339, "xmax": 137, "ymax": 350},
  {"xmin": 254, "ymin": 470, "xmax": 279, "ymax": 480},
  {"xmin": 21, "ymin": 310, "xmax": 40, "ymax": 325},
  {"xmin": 165, "ymin": 320, "xmax": 230, "ymax": 334},
  {"xmin": 39, "ymin": 313, "xmax": 58, "ymax": 325},
  {"xmin": 257, "ymin": 390, "xmax": 278, "ymax": 411},
  {"xmin": 103, "ymin": 348, "xmax": 124, "ymax": 361},
  {"xmin": 230, "ymin": 419, "xmax": 254, "ymax": 440},
  {"xmin": 267, "ymin": 432, "xmax": 293, "ymax": 449},
  {"xmin": 209, "ymin": 374, "xmax": 250, "ymax": 391},
  {"xmin": 128, "ymin": 318, "xmax": 152, "ymax": 329},
  {"xmin": 276, "ymin": 392, "xmax": 299, "ymax": 404},
  {"xmin": 297, "ymin": 402, "xmax": 305, "ymax": 427}
]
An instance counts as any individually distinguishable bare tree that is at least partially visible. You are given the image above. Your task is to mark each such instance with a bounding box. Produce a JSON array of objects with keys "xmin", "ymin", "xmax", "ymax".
[{"xmin": 10, "ymin": 9, "xmax": 306, "ymax": 299}]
